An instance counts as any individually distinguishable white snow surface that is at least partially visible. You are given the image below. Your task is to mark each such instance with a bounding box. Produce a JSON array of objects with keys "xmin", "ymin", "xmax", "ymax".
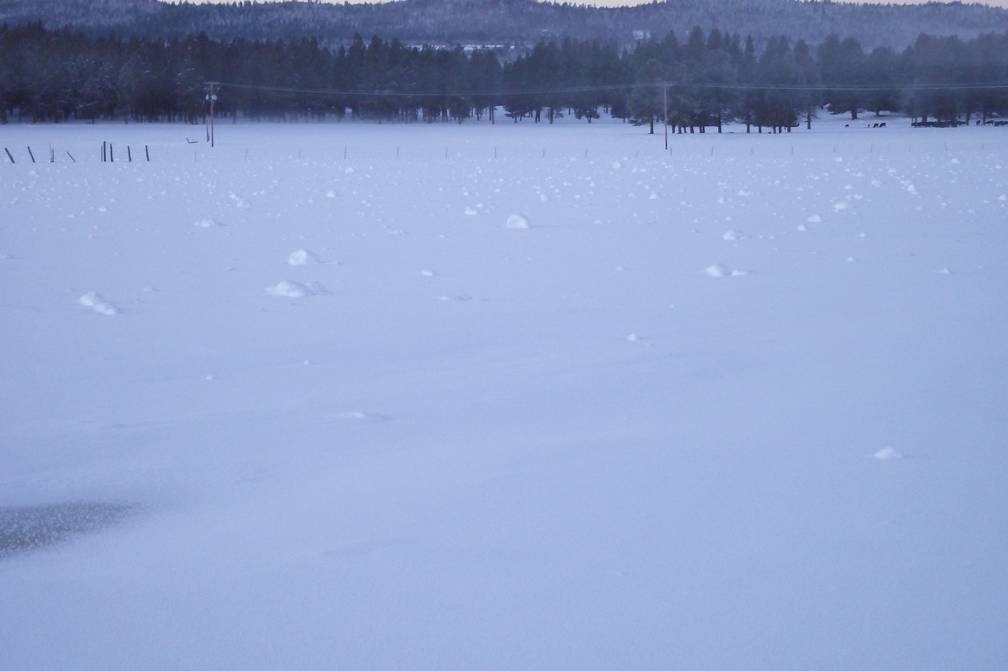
[{"xmin": 1, "ymin": 118, "xmax": 1007, "ymax": 670}]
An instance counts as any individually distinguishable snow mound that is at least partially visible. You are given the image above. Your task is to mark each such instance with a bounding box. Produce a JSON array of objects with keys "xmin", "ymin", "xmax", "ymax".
[
  {"xmin": 997, "ymin": 194, "xmax": 1006, "ymax": 202},
  {"xmin": 464, "ymin": 207, "xmax": 478, "ymax": 216},
  {"xmin": 505, "ymin": 214, "xmax": 530, "ymax": 229},
  {"xmin": 873, "ymin": 446, "xmax": 903, "ymax": 461},
  {"xmin": 722, "ymin": 229, "xmax": 743, "ymax": 241},
  {"xmin": 192, "ymin": 217, "xmax": 222, "ymax": 228},
  {"xmin": 78, "ymin": 291, "xmax": 118, "ymax": 316},
  {"xmin": 937, "ymin": 267, "xmax": 952, "ymax": 275},
  {"xmin": 228, "ymin": 193, "xmax": 251, "ymax": 209},
  {"xmin": 288, "ymin": 249, "xmax": 320, "ymax": 266},
  {"xmin": 807, "ymin": 214, "xmax": 822, "ymax": 223},
  {"xmin": 265, "ymin": 280, "xmax": 327, "ymax": 298}
]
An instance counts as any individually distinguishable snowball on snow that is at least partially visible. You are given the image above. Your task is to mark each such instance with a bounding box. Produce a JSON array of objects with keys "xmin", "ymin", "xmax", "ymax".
[
  {"xmin": 288, "ymin": 249, "xmax": 320, "ymax": 266},
  {"xmin": 505, "ymin": 214, "xmax": 530, "ymax": 229},
  {"xmin": 265, "ymin": 280, "xmax": 327, "ymax": 298},
  {"xmin": 78, "ymin": 291, "xmax": 118, "ymax": 316},
  {"xmin": 705, "ymin": 264, "xmax": 729, "ymax": 278},
  {"xmin": 873, "ymin": 446, "xmax": 903, "ymax": 460}
]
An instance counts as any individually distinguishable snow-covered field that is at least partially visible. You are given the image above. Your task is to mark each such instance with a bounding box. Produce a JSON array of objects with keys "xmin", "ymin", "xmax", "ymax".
[{"xmin": 2, "ymin": 117, "xmax": 1007, "ymax": 669}]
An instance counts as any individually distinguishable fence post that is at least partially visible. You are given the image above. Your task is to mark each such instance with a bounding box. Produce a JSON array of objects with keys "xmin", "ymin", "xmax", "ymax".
[
  {"xmin": 27, "ymin": 146, "xmax": 35, "ymax": 163},
  {"xmin": 145, "ymin": 145, "xmax": 150, "ymax": 162},
  {"xmin": 127, "ymin": 145, "xmax": 132, "ymax": 162},
  {"xmin": 4, "ymin": 147, "xmax": 14, "ymax": 164},
  {"xmin": 66, "ymin": 151, "xmax": 76, "ymax": 163}
]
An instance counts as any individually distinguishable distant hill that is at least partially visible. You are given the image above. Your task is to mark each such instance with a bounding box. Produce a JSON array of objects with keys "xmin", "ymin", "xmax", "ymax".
[{"xmin": 2, "ymin": 0, "xmax": 1007, "ymax": 48}]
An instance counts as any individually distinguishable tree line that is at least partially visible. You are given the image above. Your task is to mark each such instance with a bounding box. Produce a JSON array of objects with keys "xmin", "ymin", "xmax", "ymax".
[{"xmin": 2, "ymin": 23, "xmax": 1007, "ymax": 131}]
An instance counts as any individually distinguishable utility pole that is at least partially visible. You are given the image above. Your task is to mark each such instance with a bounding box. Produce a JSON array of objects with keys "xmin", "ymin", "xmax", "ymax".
[
  {"xmin": 204, "ymin": 82, "xmax": 220, "ymax": 148},
  {"xmin": 663, "ymin": 84, "xmax": 669, "ymax": 150}
]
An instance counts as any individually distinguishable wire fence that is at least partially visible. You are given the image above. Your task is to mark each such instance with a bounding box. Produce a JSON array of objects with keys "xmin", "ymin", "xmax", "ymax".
[{"xmin": 4, "ymin": 132, "xmax": 1002, "ymax": 167}]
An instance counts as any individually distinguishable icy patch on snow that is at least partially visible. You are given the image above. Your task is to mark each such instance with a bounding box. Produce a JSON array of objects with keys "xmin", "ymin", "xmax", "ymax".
[
  {"xmin": 78, "ymin": 291, "xmax": 118, "ymax": 316},
  {"xmin": 873, "ymin": 446, "xmax": 903, "ymax": 461},
  {"xmin": 0, "ymin": 501, "xmax": 135, "ymax": 559},
  {"xmin": 505, "ymin": 214, "xmax": 530, "ymax": 230},
  {"xmin": 288, "ymin": 249, "xmax": 321, "ymax": 266},
  {"xmin": 265, "ymin": 280, "xmax": 327, "ymax": 298}
]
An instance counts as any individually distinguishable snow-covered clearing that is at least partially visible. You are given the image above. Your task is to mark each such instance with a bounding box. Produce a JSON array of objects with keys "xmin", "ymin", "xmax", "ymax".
[{"xmin": 2, "ymin": 118, "xmax": 1007, "ymax": 669}]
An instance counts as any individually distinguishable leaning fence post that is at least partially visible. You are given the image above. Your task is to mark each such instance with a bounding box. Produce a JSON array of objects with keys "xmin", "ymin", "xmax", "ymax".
[
  {"xmin": 110, "ymin": 143, "xmax": 114, "ymax": 162},
  {"xmin": 145, "ymin": 145, "xmax": 150, "ymax": 162},
  {"xmin": 4, "ymin": 147, "xmax": 14, "ymax": 164},
  {"xmin": 27, "ymin": 146, "xmax": 35, "ymax": 163},
  {"xmin": 66, "ymin": 151, "xmax": 76, "ymax": 163},
  {"xmin": 127, "ymin": 145, "xmax": 132, "ymax": 163}
]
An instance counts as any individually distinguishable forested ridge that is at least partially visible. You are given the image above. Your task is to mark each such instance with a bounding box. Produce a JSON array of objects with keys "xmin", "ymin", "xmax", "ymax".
[
  {"xmin": 2, "ymin": 23, "xmax": 1007, "ymax": 131},
  {"xmin": 2, "ymin": 0, "xmax": 1007, "ymax": 51}
]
